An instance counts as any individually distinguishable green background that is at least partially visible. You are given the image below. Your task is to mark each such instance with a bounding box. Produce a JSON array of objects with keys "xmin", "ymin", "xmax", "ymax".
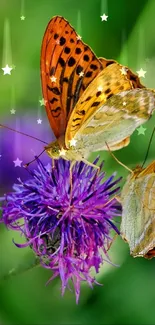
[{"xmin": 0, "ymin": 0, "xmax": 155, "ymax": 324}]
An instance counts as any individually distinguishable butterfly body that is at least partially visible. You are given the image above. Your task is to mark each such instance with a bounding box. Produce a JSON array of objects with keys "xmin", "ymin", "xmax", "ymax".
[
  {"xmin": 121, "ymin": 161, "xmax": 155, "ymax": 259},
  {"xmin": 41, "ymin": 16, "xmax": 155, "ymax": 164},
  {"xmin": 45, "ymin": 139, "xmax": 86, "ymax": 163}
]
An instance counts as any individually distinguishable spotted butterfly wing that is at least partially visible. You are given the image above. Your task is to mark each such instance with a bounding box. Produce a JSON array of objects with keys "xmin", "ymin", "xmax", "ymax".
[
  {"xmin": 65, "ymin": 62, "xmax": 153, "ymax": 151},
  {"xmin": 40, "ymin": 16, "xmax": 116, "ymax": 139}
]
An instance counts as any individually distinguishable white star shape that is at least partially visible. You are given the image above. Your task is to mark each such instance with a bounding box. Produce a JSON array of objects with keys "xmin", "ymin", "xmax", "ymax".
[
  {"xmin": 123, "ymin": 101, "xmax": 127, "ymax": 106},
  {"xmin": 120, "ymin": 66, "xmax": 128, "ymax": 75},
  {"xmin": 10, "ymin": 108, "xmax": 16, "ymax": 114},
  {"xmin": 69, "ymin": 138, "xmax": 77, "ymax": 147},
  {"xmin": 20, "ymin": 16, "xmax": 25, "ymax": 20},
  {"xmin": 37, "ymin": 119, "xmax": 42, "ymax": 124},
  {"xmin": 50, "ymin": 75, "xmax": 57, "ymax": 83},
  {"xmin": 13, "ymin": 158, "xmax": 22, "ymax": 167},
  {"xmin": 79, "ymin": 71, "xmax": 84, "ymax": 77},
  {"xmin": 45, "ymin": 163, "xmax": 52, "ymax": 173},
  {"xmin": 59, "ymin": 148, "xmax": 66, "ymax": 156},
  {"xmin": 136, "ymin": 68, "xmax": 146, "ymax": 78},
  {"xmin": 2, "ymin": 64, "xmax": 13, "ymax": 75},
  {"xmin": 100, "ymin": 14, "xmax": 108, "ymax": 22},
  {"xmin": 76, "ymin": 35, "xmax": 82, "ymax": 41},
  {"xmin": 97, "ymin": 86, "xmax": 103, "ymax": 92},
  {"xmin": 39, "ymin": 98, "xmax": 47, "ymax": 106}
]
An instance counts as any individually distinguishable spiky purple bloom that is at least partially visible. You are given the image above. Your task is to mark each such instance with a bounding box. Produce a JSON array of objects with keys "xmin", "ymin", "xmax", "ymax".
[{"xmin": 0, "ymin": 157, "xmax": 121, "ymax": 303}]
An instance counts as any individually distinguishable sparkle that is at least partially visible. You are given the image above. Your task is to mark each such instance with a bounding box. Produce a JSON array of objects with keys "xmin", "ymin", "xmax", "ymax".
[
  {"xmin": 59, "ymin": 148, "xmax": 66, "ymax": 156},
  {"xmin": 136, "ymin": 68, "xmax": 146, "ymax": 78},
  {"xmin": 39, "ymin": 98, "xmax": 47, "ymax": 106},
  {"xmin": 50, "ymin": 75, "xmax": 57, "ymax": 83},
  {"xmin": 10, "ymin": 108, "xmax": 16, "ymax": 114},
  {"xmin": 2, "ymin": 64, "xmax": 13, "ymax": 75},
  {"xmin": 97, "ymin": 86, "xmax": 103, "ymax": 92},
  {"xmin": 69, "ymin": 138, "xmax": 77, "ymax": 147},
  {"xmin": 0, "ymin": 154, "xmax": 2, "ymax": 159},
  {"xmin": 37, "ymin": 119, "xmax": 42, "ymax": 124},
  {"xmin": 120, "ymin": 66, "xmax": 128, "ymax": 75},
  {"xmin": 100, "ymin": 14, "xmax": 108, "ymax": 21},
  {"xmin": 123, "ymin": 101, "xmax": 127, "ymax": 106},
  {"xmin": 55, "ymin": 39, "xmax": 60, "ymax": 45},
  {"xmin": 76, "ymin": 35, "xmax": 82, "ymax": 41},
  {"xmin": 79, "ymin": 71, "xmax": 84, "ymax": 77},
  {"xmin": 137, "ymin": 125, "xmax": 146, "ymax": 135},
  {"xmin": 11, "ymin": 64, "xmax": 16, "ymax": 70},
  {"xmin": 145, "ymin": 58, "xmax": 150, "ymax": 63},
  {"xmin": 20, "ymin": 16, "xmax": 25, "ymax": 20},
  {"xmin": 13, "ymin": 158, "xmax": 23, "ymax": 167},
  {"xmin": 45, "ymin": 163, "xmax": 52, "ymax": 173}
]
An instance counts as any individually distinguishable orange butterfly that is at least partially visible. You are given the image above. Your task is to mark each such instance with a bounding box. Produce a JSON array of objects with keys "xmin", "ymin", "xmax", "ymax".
[{"xmin": 40, "ymin": 16, "xmax": 155, "ymax": 167}]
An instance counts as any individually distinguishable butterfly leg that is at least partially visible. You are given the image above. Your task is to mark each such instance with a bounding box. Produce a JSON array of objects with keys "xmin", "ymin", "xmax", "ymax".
[
  {"xmin": 81, "ymin": 158, "xmax": 100, "ymax": 171},
  {"xmin": 107, "ymin": 234, "xmax": 118, "ymax": 251},
  {"xmin": 52, "ymin": 159, "xmax": 55, "ymax": 170},
  {"xmin": 101, "ymin": 195, "xmax": 122, "ymax": 207},
  {"xmin": 69, "ymin": 160, "xmax": 75, "ymax": 201},
  {"xmin": 105, "ymin": 141, "xmax": 133, "ymax": 174}
]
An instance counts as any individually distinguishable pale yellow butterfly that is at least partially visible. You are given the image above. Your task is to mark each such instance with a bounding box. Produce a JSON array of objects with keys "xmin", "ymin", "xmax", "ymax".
[{"xmin": 121, "ymin": 161, "xmax": 155, "ymax": 259}]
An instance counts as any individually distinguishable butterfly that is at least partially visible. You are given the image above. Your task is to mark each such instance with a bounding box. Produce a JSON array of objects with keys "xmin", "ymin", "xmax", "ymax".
[
  {"xmin": 120, "ymin": 160, "xmax": 155, "ymax": 259},
  {"xmin": 40, "ymin": 16, "xmax": 155, "ymax": 167}
]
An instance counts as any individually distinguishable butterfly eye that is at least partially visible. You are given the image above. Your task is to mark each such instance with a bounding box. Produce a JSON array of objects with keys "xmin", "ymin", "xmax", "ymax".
[{"xmin": 45, "ymin": 141, "xmax": 60, "ymax": 159}]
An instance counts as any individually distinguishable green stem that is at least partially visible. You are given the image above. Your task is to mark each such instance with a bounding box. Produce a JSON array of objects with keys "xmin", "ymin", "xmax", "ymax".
[{"xmin": 1, "ymin": 256, "xmax": 40, "ymax": 282}]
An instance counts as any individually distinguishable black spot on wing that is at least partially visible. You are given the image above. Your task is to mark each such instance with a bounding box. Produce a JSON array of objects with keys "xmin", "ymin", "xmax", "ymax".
[
  {"xmin": 64, "ymin": 46, "xmax": 71, "ymax": 54},
  {"xmin": 75, "ymin": 47, "xmax": 82, "ymax": 54},
  {"xmin": 84, "ymin": 54, "xmax": 89, "ymax": 62},
  {"xmin": 68, "ymin": 57, "xmax": 76, "ymax": 67},
  {"xmin": 91, "ymin": 101, "xmax": 100, "ymax": 107},
  {"xmin": 58, "ymin": 57, "xmax": 65, "ymax": 67},
  {"xmin": 50, "ymin": 67, "xmax": 56, "ymax": 75},
  {"xmin": 51, "ymin": 106, "xmax": 61, "ymax": 118},
  {"xmin": 47, "ymin": 85, "xmax": 61, "ymax": 95},
  {"xmin": 85, "ymin": 71, "xmax": 93, "ymax": 78},
  {"xmin": 54, "ymin": 33, "xmax": 59, "ymax": 40},
  {"xmin": 76, "ymin": 65, "xmax": 83, "ymax": 75},
  {"xmin": 50, "ymin": 97, "xmax": 58, "ymax": 104},
  {"xmin": 105, "ymin": 88, "xmax": 111, "ymax": 94},
  {"xmin": 60, "ymin": 36, "xmax": 66, "ymax": 46}
]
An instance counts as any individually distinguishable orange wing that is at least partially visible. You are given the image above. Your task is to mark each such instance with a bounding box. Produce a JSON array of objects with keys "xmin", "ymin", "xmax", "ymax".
[{"xmin": 40, "ymin": 16, "xmax": 115, "ymax": 139}]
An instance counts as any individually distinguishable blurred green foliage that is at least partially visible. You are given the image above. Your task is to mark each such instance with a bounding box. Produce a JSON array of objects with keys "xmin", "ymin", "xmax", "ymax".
[{"xmin": 0, "ymin": 0, "xmax": 155, "ymax": 324}]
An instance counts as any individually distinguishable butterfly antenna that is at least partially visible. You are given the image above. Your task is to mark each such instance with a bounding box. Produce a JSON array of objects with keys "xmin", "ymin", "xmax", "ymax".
[
  {"xmin": 105, "ymin": 141, "xmax": 133, "ymax": 174},
  {"xmin": 24, "ymin": 149, "xmax": 46, "ymax": 167},
  {"xmin": 141, "ymin": 127, "xmax": 155, "ymax": 168},
  {"xmin": 0, "ymin": 124, "xmax": 48, "ymax": 144}
]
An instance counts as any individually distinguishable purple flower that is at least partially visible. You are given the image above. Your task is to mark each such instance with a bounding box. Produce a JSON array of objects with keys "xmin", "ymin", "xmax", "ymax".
[{"xmin": 0, "ymin": 157, "xmax": 121, "ymax": 303}]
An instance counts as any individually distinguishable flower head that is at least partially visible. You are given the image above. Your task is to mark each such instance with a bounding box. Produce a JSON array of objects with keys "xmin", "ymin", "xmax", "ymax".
[{"xmin": 1, "ymin": 157, "xmax": 121, "ymax": 303}]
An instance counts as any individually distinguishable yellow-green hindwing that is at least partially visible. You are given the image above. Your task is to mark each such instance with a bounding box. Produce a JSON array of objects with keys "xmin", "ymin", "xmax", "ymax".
[
  {"xmin": 68, "ymin": 88, "xmax": 155, "ymax": 153},
  {"xmin": 121, "ymin": 169, "xmax": 155, "ymax": 258}
]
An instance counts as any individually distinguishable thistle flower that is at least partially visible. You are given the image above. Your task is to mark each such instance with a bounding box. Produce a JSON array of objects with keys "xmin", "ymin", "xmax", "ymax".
[{"xmin": 0, "ymin": 157, "xmax": 121, "ymax": 303}]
